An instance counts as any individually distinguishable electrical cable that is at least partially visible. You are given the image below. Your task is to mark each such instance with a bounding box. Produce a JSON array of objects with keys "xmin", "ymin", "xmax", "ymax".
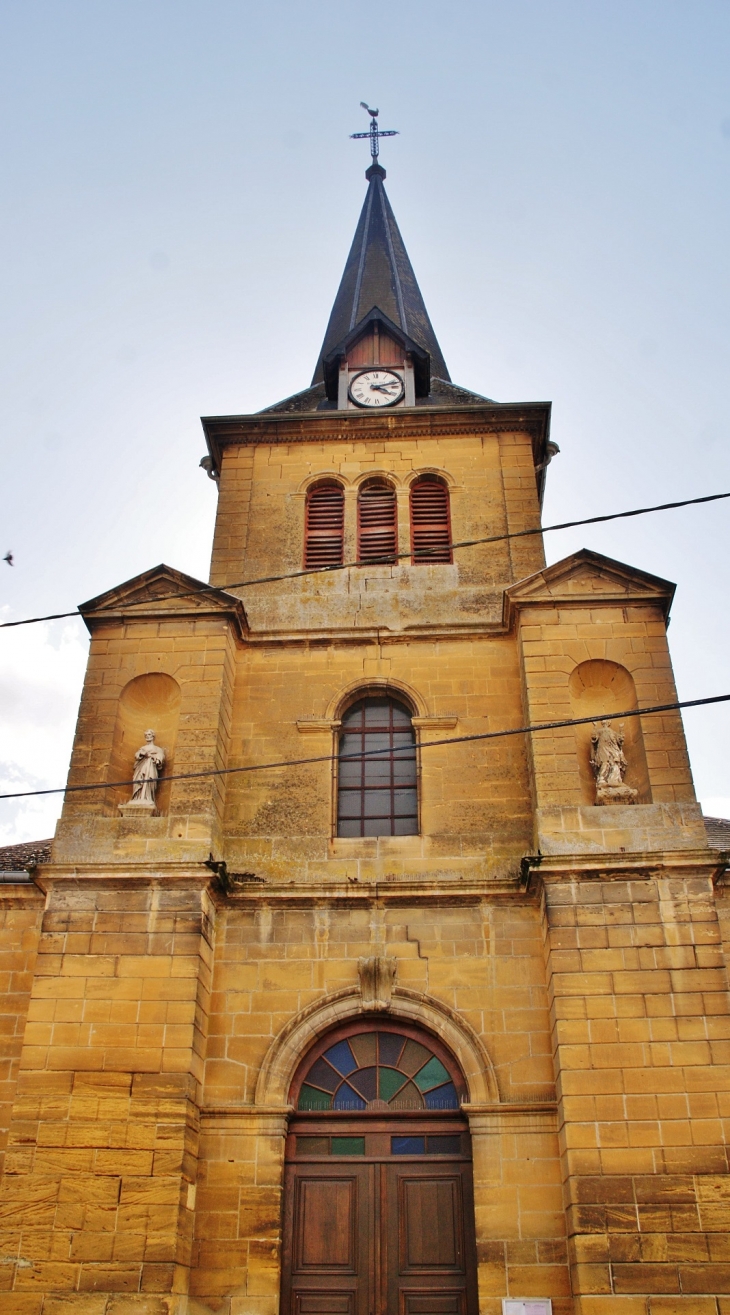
[
  {"xmin": 1, "ymin": 489, "xmax": 729, "ymax": 631},
  {"xmin": 1, "ymin": 693, "xmax": 727, "ymax": 802}
]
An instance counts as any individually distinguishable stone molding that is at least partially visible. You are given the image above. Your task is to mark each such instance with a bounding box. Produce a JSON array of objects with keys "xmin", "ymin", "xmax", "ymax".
[
  {"xmin": 463, "ymin": 1102, "xmax": 558, "ymax": 1135},
  {"xmin": 296, "ymin": 713, "xmax": 458, "ymax": 734},
  {"xmin": 254, "ymin": 983, "xmax": 500, "ymax": 1107},
  {"xmin": 325, "ymin": 675, "xmax": 428, "ymax": 721},
  {"xmin": 296, "ymin": 719, "xmax": 341, "ymax": 734},
  {"xmin": 294, "ymin": 469, "xmax": 463, "ymax": 495},
  {"xmin": 411, "ymin": 715, "xmax": 458, "ymax": 731},
  {"xmin": 504, "ymin": 547, "xmax": 676, "ymax": 627}
]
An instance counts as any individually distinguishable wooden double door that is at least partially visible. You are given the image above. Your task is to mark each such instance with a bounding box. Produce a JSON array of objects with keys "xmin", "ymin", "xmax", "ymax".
[{"xmin": 281, "ymin": 1119, "xmax": 478, "ymax": 1315}]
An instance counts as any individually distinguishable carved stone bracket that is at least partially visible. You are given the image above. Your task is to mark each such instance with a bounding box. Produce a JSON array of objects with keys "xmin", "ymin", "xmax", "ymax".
[{"xmin": 358, "ymin": 955, "xmax": 396, "ymax": 1011}]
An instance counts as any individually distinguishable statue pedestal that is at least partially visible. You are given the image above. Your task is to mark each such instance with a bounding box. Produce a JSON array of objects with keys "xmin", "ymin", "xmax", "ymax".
[
  {"xmin": 596, "ymin": 783, "xmax": 638, "ymax": 806},
  {"xmin": 118, "ymin": 801, "xmax": 157, "ymax": 818}
]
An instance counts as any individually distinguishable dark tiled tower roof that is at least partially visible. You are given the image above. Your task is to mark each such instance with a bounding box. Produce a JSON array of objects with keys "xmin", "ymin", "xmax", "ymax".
[{"xmin": 312, "ymin": 165, "xmax": 450, "ymax": 386}]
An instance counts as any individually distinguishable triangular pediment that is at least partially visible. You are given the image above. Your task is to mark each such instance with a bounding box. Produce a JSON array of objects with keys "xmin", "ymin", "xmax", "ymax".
[
  {"xmin": 504, "ymin": 549, "xmax": 675, "ymax": 625},
  {"xmin": 80, "ymin": 563, "xmax": 248, "ymax": 637}
]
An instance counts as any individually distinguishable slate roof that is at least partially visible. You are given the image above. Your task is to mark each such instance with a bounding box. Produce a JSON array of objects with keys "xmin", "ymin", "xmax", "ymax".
[
  {"xmin": 311, "ymin": 166, "xmax": 450, "ymax": 387},
  {"xmin": 0, "ymin": 837, "xmax": 51, "ymax": 881},
  {"xmin": 704, "ymin": 816, "xmax": 730, "ymax": 849}
]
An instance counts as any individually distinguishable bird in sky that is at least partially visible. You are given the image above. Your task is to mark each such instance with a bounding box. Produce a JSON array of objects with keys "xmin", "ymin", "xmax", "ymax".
[{"xmin": 3, "ymin": 552, "xmax": 13, "ymax": 566}]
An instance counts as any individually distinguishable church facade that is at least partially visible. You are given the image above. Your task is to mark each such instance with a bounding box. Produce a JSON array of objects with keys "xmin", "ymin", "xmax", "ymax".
[{"xmin": 1, "ymin": 145, "xmax": 730, "ymax": 1315}]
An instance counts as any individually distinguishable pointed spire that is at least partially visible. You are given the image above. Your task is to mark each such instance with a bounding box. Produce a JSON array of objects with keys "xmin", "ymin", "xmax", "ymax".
[{"xmin": 311, "ymin": 171, "xmax": 450, "ymax": 387}]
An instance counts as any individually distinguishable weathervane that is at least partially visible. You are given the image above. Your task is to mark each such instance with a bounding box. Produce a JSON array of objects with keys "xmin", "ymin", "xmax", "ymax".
[{"xmin": 350, "ymin": 103, "xmax": 398, "ymax": 167}]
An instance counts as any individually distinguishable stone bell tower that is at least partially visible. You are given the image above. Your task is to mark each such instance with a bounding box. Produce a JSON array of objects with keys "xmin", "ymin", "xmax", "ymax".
[{"xmin": 0, "ymin": 111, "xmax": 727, "ymax": 1315}]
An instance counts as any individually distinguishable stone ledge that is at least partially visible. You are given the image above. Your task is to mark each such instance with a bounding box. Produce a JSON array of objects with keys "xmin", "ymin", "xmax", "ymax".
[{"xmin": 537, "ymin": 801, "xmax": 708, "ymax": 856}]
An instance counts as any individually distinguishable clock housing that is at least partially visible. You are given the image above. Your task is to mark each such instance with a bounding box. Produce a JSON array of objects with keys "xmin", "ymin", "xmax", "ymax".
[
  {"xmin": 320, "ymin": 308, "xmax": 430, "ymax": 410},
  {"xmin": 348, "ymin": 368, "xmax": 405, "ymax": 408}
]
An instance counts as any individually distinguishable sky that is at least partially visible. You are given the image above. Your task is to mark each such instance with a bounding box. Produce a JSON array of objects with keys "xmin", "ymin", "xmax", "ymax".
[{"xmin": 1, "ymin": 0, "xmax": 729, "ymax": 844}]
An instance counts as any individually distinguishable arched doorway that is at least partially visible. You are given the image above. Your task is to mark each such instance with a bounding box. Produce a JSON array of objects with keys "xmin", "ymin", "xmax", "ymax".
[{"xmin": 281, "ymin": 1019, "xmax": 478, "ymax": 1315}]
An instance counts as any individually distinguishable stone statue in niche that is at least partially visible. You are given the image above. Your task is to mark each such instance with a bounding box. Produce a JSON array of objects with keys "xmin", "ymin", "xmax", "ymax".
[
  {"xmin": 590, "ymin": 720, "xmax": 638, "ymax": 806},
  {"xmin": 118, "ymin": 729, "xmax": 166, "ymax": 816}
]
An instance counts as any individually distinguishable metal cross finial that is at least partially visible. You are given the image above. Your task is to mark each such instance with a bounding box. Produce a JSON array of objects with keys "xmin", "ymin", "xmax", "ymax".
[{"xmin": 350, "ymin": 102, "xmax": 398, "ymax": 164}]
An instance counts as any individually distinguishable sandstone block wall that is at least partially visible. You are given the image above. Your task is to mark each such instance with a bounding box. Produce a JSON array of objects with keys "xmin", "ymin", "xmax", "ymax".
[
  {"xmin": 0, "ymin": 879, "xmax": 213, "ymax": 1310},
  {"xmin": 543, "ymin": 868, "xmax": 730, "ymax": 1311}
]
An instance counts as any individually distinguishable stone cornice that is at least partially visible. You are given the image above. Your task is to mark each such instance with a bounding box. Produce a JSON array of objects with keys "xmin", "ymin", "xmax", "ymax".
[
  {"xmin": 201, "ymin": 400, "xmax": 552, "ymax": 497},
  {"xmin": 239, "ymin": 620, "xmax": 508, "ymax": 646},
  {"xmin": 522, "ymin": 849, "xmax": 719, "ymax": 889}
]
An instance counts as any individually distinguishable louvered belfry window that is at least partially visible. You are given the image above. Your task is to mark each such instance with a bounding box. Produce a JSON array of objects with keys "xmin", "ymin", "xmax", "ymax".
[
  {"xmin": 337, "ymin": 697, "xmax": 418, "ymax": 837},
  {"xmin": 304, "ymin": 482, "xmax": 345, "ymax": 569},
  {"xmin": 357, "ymin": 480, "xmax": 397, "ymax": 564},
  {"xmin": 410, "ymin": 476, "xmax": 452, "ymax": 563}
]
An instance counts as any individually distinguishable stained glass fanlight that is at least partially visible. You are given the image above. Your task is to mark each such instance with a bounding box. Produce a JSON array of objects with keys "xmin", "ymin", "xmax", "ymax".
[{"xmin": 297, "ymin": 1029, "xmax": 460, "ymax": 1111}]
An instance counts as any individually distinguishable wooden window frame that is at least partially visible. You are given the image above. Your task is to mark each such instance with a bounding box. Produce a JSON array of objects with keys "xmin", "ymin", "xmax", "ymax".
[
  {"xmin": 409, "ymin": 475, "xmax": 452, "ymax": 564},
  {"xmin": 303, "ymin": 481, "xmax": 345, "ymax": 569},
  {"xmin": 357, "ymin": 479, "xmax": 398, "ymax": 565},
  {"xmin": 336, "ymin": 695, "xmax": 419, "ymax": 839}
]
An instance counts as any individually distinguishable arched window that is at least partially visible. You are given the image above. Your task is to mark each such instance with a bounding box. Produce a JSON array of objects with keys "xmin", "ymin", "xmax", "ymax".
[
  {"xmin": 357, "ymin": 480, "xmax": 397, "ymax": 564},
  {"xmin": 410, "ymin": 475, "xmax": 452, "ymax": 563},
  {"xmin": 304, "ymin": 482, "xmax": 344, "ymax": 569},
  {"xmin": 337, "ymin": 696, "xmax": 417, "ymax": 837},
  {"xmin": 294, "ymin": 1024, "xmax": 462, "ymax": 1111}
]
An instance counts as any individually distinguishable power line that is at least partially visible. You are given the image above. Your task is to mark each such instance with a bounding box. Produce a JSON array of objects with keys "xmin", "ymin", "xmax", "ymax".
[
  {"xmin": 1, "ymin": 489, "xmax": 729, "ymax": 631},
  {"xmin": 1, "ymin": 693, "xmax": 727, "ymax": 802}
]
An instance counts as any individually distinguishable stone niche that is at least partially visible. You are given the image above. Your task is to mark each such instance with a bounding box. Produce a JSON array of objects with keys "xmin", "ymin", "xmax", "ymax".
[
  {"xmin": 568, "ymin": 658, "xmax": 651, "ymax": 805},
  {"xmin": 106, "ymin": 671, "xmax": 181, "ymax": 815}
]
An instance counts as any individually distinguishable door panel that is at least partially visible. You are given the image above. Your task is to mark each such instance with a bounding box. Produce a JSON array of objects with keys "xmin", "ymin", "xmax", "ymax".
[
  {"xmin": 400, "ymin": 1177, "xmax": 461, "ymax": 1269},
  {"xmin": 384, "ymin": 1161, "xmax": 477, "ymax": 1315},
  {"xmin": 402, "ymin": 1294, "xmax": 465, "ymax": 1315},
  {"xmin": 296, "ymin": 1177, "xmax": 358, "ymax": 1270},
  {"xmin": 295, "ymin": 1296, "xmax": 355, "ymax": 1315},
  {"xmin": 282, "ymin": 1163, "xmax": 372, "ymax": 1315}
]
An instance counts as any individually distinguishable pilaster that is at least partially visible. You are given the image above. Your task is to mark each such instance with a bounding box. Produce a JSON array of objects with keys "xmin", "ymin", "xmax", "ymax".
[
  {"xmin": 541, "ymin": 863, "xmax": 730, "ymax": 1312},
  {"xmin": 0, "ymin": 875, "xmax": 215, "ymax": 1310}
]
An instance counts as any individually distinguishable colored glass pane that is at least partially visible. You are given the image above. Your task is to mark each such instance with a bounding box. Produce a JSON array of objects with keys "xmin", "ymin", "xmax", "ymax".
[
  {"xmin": 425, "ymin": 1082, "xmax": 458, "ymax": 1109},
  {"xmin": 306, "ymin": 1058, "xmax": 340, "ymax": 1093},
  {"xmin": 379, "ymin": 1067, "xmax": 407, "ymax": 1101},
  {"xmin": 390, "ymin": 1079, "xmax": 423, "ymax": 1108},
  {"xmin": 333, "ymin": 1084, "xmax": 366, "ymax": 1110},
  {"xmin": 349, "ymin": 1066, "xmax": 377, "ymax": 1101},
  {"xmin": 429, "ymin": 1135, "xmax": 461, "ymax": 1154},
  {"xmin": 413, "ymin": 1056, "xmax": 451, "ymax": 1092},
  {"xmin": 297, "ymin": 1137, "xmax": 329, "ymax": 1154},
  {"xmin": 378, "ymin": 1033, "xmax": 405, "ymax": 1066},
  {"xmin": 392, "ymin": 1136, "xmax": 425, "ymax": 1155},
  {"xmin": 324, "ymin": 1040, "xmax": 357, "ymax": 1076},
  {"xmin": 349, "ymin": 1033, "xmax": 377, "ymax": 1067},
  {"xmin": 299, "ymin": 1085, "xmax": 332, "ymax": 1111},
  {"xmin": 399, "ymin": 1039, "xmax": 432, "ymax": 1076},
  {"xmin": 331, "ymin": 1137, "xmax": 365, "ymax": 1156}
]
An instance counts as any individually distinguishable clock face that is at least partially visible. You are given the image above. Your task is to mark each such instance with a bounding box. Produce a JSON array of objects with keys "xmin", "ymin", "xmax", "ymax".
[{"xmin": 349, "ymin": 369, "xmax": 405, "ymax": 408}]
